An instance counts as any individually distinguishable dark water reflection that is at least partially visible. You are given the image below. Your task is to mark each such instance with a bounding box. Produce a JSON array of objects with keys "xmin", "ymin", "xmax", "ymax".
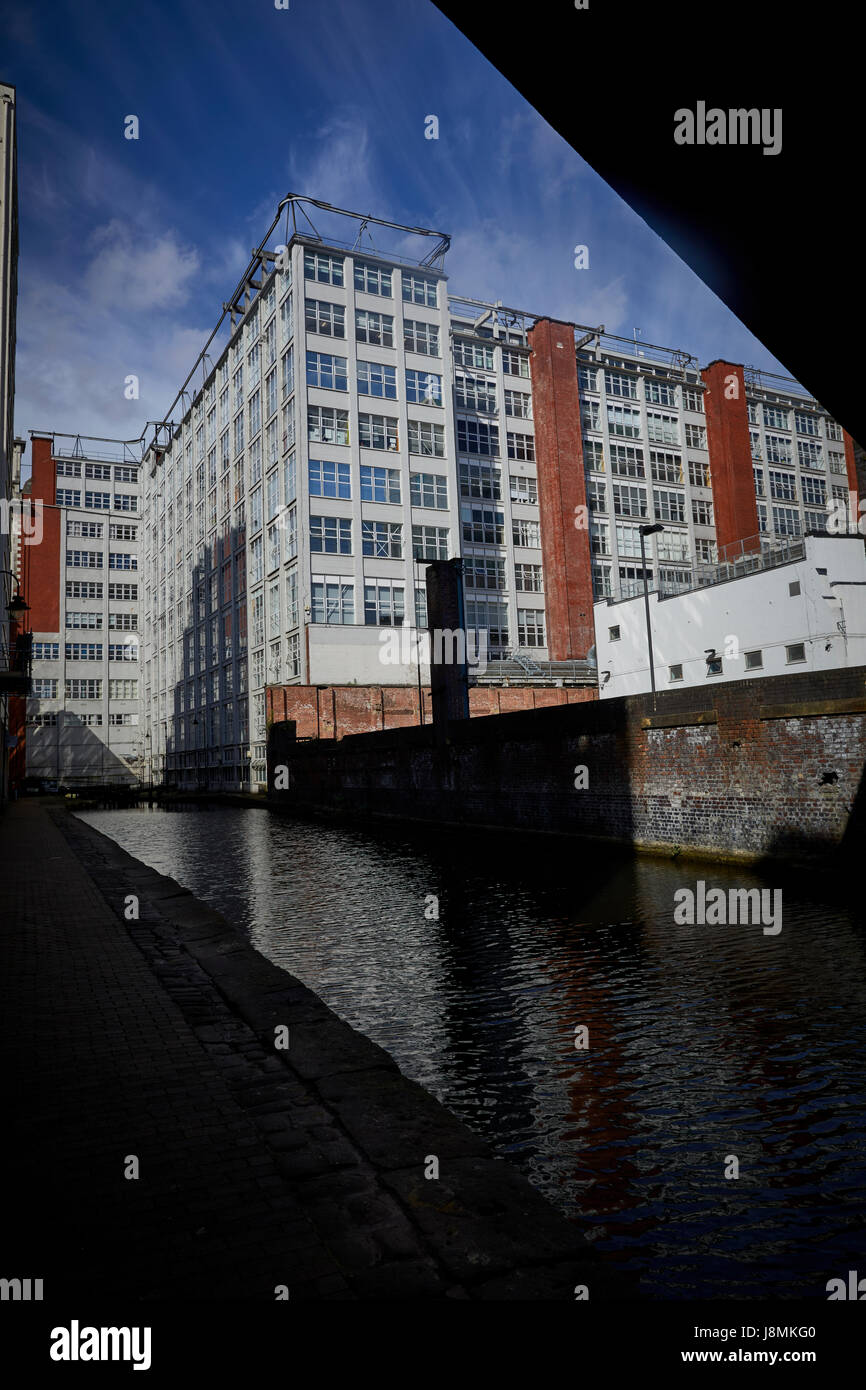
[{"xmin": 77, "ymin": 805, "xmax": 866, "ymax": 1299}]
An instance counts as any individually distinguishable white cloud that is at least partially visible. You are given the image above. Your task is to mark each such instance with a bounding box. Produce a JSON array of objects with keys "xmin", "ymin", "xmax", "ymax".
[{"xmin": 83, "ymin": 220, "xmax": 200, "ymax": 312}]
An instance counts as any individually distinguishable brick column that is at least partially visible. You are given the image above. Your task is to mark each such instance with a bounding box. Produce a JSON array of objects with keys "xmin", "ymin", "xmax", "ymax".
[
  {"xmin": 21, "ymin": 435, "xmax": 60, "ymax": 631},
  {"xmin": 842, "ymin": 429, "xmax": 861, "ymax": 505},
  {"xmin": 701, "ymin": 360, "xmax": 760, "ymax": 561},
  {"xmin": 527, "ymin": 318, "xmax": 594, "ymax": 660}
]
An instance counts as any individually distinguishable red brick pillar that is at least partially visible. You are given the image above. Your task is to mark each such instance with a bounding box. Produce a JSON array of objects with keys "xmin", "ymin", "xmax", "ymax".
[
  {"xmin": 527, "ymin": 318, "xmax": 594, "ymax": 660},
  {"xmin": 701, "ymin": 361, "xmax": 760, "ymax": 561},
  {"xmin": 842, "ymin": 429, "xmax": 860, "ymax": 507},
  {"xmin": 21, "ymin": 435, "xmax": 61, "ymax": 631}
]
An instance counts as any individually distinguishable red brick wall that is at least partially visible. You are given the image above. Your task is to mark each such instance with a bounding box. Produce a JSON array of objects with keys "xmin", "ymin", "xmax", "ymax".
[
  {"xmin": 266, "ymin": 683, "xmax": 597, "ymax": 740},
  {"xmin": 842, "ymin": 429, "xmax": 860, "ymax": 507},
  {"xmin": 21, "ymin": 436, "xmax": 60, "ymax": 631},
  {"xmin": 701, "ymin": 361, "xmax": 760, "ymax": 559},
  {"xmin": 527, "ymin": 319, "xmax": 595, "ymax": 660}
]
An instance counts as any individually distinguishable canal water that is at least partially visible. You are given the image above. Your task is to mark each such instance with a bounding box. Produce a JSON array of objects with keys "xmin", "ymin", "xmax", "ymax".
[{"xmin": 77, "ymin": 805, "xmax": 865, "ymax": 1299}]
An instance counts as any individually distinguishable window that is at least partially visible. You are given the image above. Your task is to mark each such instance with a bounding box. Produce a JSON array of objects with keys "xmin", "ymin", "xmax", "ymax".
[
  {"xmin": 766, "ymin": 434, "xmax": 792, "ymax": 464},
  {"xmin": 56, "ymin": 461, "xmax": 82, "ymax": 477},
  {"xmin": 310, "ymin": 515, "xmax": 352, "ymax": 555},
  {"xmin": 402, "ymin": 272, "xmax": 437, "ymax": 307},
  {"xmin": 33, "ymin": 641, "xmax": 60, "ymax": 659},
  {"xmin": 56, "ymin": 489, "xmax": 81, "ymax": 506},
  {"xmin": 308, "ymin": 459, "xmax": 351, "ymax": 499},
  {"xmin": 578, "ymin": 364, "xmax": 598, "ymax": 392},
  {"xmin": 607, "ymin": 404, "xmax": 642, "ymax": 438},
  {"xmin": 410, "ymin": 472, "xmax": 448, "ymax": 509},
  {"xmin": 645, "ymin": 379, "xmax": 676, "ymax": 407},
  {"xmin": 706, "ymin": 656, "xmax": 723, "ymax": 676},
  {"xmin": 619, "ymin": 564, "xmax": 653, "ymax": 598},
  {"xmin": 769, "ymin": 469, "xmax": 797, "ymax": 501},
  {"xmin": 353, "ymin": 260, "xmax": 392, "ymax": 297},
  {"xmin": 762, "ymin": 405, "xmax": 788, "ymax": 430},
  {"xmin": 33, "ymin": 678, "xmax": 59, "ymax": 698},
  {"xmin": 582, "ymin": 400, "xmax": 601, "ymax": 433},
  {"xmin": 514, "ymin": 563, "xmax": 543, "ymax": 591},
  {"xmin": 108, "ymin": 643, "xmax": 138, "ymax": 662},
  {"xmin": 684, "ymin": 423, "xmax": 706, "ymax": 450},
  {"xmin": 457, "ymin": 418, "xmax": 499, "ymax": 456},
  {"xmin": 460, "ymin": 461, "xmax": 501, "ymax": 500},
  {"xmin": 29, "ymin": 712, "xmax": 58, "ymax": 725},
  {"xmin": 649, "ymin": 450, "xmax": 681, "ymax": 484},
  {"xmin": 750, "ymin": 431, "xmax": 763, "ymax": 460},
  {"xmin": 403, "ymin": 318, "xmax": 440, "ymax": 356},
  {"xmin": 406, "ymin": 369, "xmax": 442, "ymax": 406},
  {"xmin": 66, "ymin": 679, "xmax": 102, "ymax": 699},
  {"xmin": 85, "ymin": 463, "xmax": 112, "ymax": 479},
  {"xmin": 66, "ymin": 612, "xmax": 102, "ymax": 630},
  {"xmin": 360, "ymin": 465, "xmax": 401, "ymax": 504},
  {"xmin": 590, "ymin": 517, "xmax": 610, "ymax": 553},
  {"xmin": 825, "ymin": 420, "xmax": 843, "ymax": 441},
  {"xmin": 355, "ymin": 308, "xmax": 394, "ymax": 347},
  {"xmin": 453, "ymin": 338, "xmax": 494, "ymax": 370},
  {"xmin": 504, "ymin": 389, "xmax": 532, "ymax": 419},
  {"xmin": 798, "ymin": 440, "xmax": 824, "ymax": 470},
  {"xmin": 67, "ymin": 520, "xmax": 103, "ymax": 538},
  {"xmin": 609, "ymin": 625, "xmax": 621, "ymax": 641},
  {"xmin": 502, "ymin": 349, "xmax": 530, "ymax": 378},
  {"xmin": 801, "ymin": 476, "xmax": 826, "ymax": 507},
  {"xmin": 612, "ymin": 483, "xmax": 648, "ymax": 518},
  {"xmin": 67, "ymin": 550, "xmax": 103, "ymax": 568},
  {"xmin": 744, "ymin": 650, "xmax": 763, "ymax": 670},
  {"xmin": 109, "ymin": 523, "xmax": 137, "ymax": 540},
  {"xmin": 611, "ymin": 444, "xmax": 646, "ymax": 478},
  {"xmin": 67, "ymin": 580, "xmax": 103, "ymax": 598},
  {"xmin": 507, "ymin": 432, "xmax": 535, "ymax": 462},
  {"xmin": 108, "ymin": 612, "xmax": 137, "ymax": 630},
  {"xmin": 692, "ymin": 498, "xmax": 714, "ymax": 527},
  {"xmin": 306, "ymin": 351, "xmax": 348, "ymax": 391},
  {"xmin": 108, "ymin": 583, "xmax": 136, "ymax": 600},
  {"xmin": 305, "ymin": 298, "xmax": 345, "ymax": 337},
  {"xmin": 408, "ymin": 420, "xmax": 445, "ymax": 457},
  {"xmin": 304, "ymin": 250, "xmax": 344, "ymax": 286},
  {"xmin": 465, "ymin": 598, "xmax": 509, "ymax": 651},
  {"xmin": 513, "ymin": 518, "xmax": 541, "ymax": 548},
  {"xmin": 359, "ymin": 413, "xmax": 399, "ymax": 451},
  {"xmin": 358, "ymin": 360, "xmax": 398, "ymax": 399},
  {"xmin": 795, "ymin": 411, "xmax": 819, "ymax": 437},
  {"xmin": 592, "ymin": 562, "xmax": 612, "ymax": 598},
  {"xmin": 657, "ymin": 529, "xmax": 689, "ymax": 562},
  {"xmin": 689, "ymin": 460, "xmax": 711, "ymax": 488},
  {"xmin": 308, "ymin": 405, "xmax": 349, "ymax": 447},
  {"xmin": 411, "ymin": 525, "xmax": 449, "ymax": 561},
  {"xmin": 604, "ymin": 370, "xmax": 637, "ymax": 399},
  {"xmin": 364, "ymin": 582, "xmax": 405, "ymax": 626},
  {"xmin": 363, "ymin": 520, "xmax": 403, "ymax": 558},
  {"xmin": 646, "ymin": 411, "xmax": 680, "ymax": 446},
  {"xmin": 287, "ymin": 632, "xmax": 301, "ymax": 677},
  {"xmin": 669, "ymin": 664, "xmax": 683, "ymax": 682},
  {"xmin": 786, "ymin": 642, "xmax": 806, "ymax": 663},
  {"xmin": 653, "ymin": 488, "xmax": 686, "ymax": 523},
  {"xmin": 772, "ymin": 505, "xmax": 801, "ymax": 536},
  {"xmin": 517, "ymin": 608, "xmax": 545, "ymax": 647},
  {"xmin": 510, "ymin": 474, "xmax": 537, "ymax": 504},
  {"xmin": 788, "ymin": 580, "xmax": 801, "ymax": 596},
  {"xmin": 615, "ymin": 523, "xmax": 643, "ymax": 558},
  {"xmin": 682, "ymin": 388, "xmax": 703, "ymax": 412},
  {"xmin": 454, "ymin": 372, "xmax": 495, "ymax": 414},
  {"xmin": 85, "ymin": 491, "xmax": 110, "ymax": 509}
]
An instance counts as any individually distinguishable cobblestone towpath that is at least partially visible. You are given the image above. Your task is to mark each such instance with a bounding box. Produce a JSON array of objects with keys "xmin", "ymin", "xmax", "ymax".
[{"xmin": 0, "ymin": 800, "xmax": 632, "ymax": 1301}]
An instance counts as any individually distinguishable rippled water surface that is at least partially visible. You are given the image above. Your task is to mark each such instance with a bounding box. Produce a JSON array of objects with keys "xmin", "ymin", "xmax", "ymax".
[{"xmin": 77, "ymin": 805, "xmax": 866, "ymax": 1298}]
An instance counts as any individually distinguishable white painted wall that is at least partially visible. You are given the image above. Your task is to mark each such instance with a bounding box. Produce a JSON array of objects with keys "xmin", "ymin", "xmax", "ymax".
[{"xmin": 593, "ymin": 535, "xmax": 866, "ymax": 697}]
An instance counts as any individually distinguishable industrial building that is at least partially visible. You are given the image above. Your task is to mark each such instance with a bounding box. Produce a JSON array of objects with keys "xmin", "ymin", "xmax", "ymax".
[{"xmin": 14, "ymin": 197, "xmax": 862, "ymax": 791}]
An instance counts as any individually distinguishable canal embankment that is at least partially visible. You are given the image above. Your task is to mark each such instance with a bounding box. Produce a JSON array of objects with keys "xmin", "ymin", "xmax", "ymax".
[
  {"xmin": 267, "ymin": 665, "xmax": 866, "ymax": 865},
  {"xmin": 0, "ymin": 799, "xmax": 628, "ymax": 1300}
]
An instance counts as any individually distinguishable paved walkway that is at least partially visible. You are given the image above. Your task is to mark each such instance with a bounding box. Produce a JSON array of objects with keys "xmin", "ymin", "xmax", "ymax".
[{"xmin": 0, "ymin": 800, "xmax": 627, "ymax": 1300}]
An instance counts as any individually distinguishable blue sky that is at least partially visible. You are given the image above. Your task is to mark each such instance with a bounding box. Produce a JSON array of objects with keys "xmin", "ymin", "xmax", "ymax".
[{"xmin": 3, "ymin": 0, "xmax": 794, "ymax": 462}]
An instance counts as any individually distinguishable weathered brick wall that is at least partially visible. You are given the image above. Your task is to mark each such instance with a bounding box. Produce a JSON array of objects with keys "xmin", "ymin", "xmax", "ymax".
[
  {"xmin": 266, "ymin": 682, "xmax": 597, "ymax": 740},
  {"xmin": 267, "ymin": 667, "xmax": 866, "ymax": 863}
]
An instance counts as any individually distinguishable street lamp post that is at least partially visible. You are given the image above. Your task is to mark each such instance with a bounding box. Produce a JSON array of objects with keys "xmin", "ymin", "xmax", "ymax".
[{"xmin": 639, "ymin": 523, "xmax": 665, "ymax": 711}]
